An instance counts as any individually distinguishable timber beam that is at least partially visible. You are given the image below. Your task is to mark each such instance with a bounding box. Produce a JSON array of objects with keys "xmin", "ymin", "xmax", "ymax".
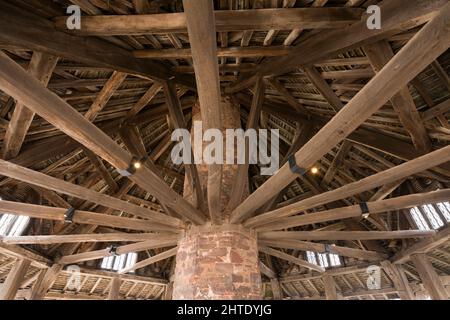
[
  {"xmin": 231, "ymin": 5, "xmax": 450, "ymax": 223},
  {"xmin": 0, "ymin": 51, "xmax": 205, "ymax": 225}
]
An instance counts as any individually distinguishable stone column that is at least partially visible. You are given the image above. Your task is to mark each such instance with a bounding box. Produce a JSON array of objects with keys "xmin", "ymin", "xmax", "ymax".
[
  {"xmin": 173, "ymin": 97, "xmax": 262, "ymax": 300},
  {"xmin": 173, "ymin": 224, "xmax": 261, "ymax": 300}
]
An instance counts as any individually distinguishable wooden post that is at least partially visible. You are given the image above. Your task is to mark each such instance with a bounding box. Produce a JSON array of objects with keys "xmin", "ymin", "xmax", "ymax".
[
  {"xmin": 30, "ymin": 264, "xmax": 63, "ymax": 300},
  {"xmin": 0, "ymin": 258, "xmax": 31, "ymax": 300},
  {"xmin": 270, "ymin": 278, "xmax": 283, "ymax": 300},
  {"xmin": 381, "ymin": 261, "xmax": 414, "ymax": 300},
  {"xmin": 183, "ymin": 0, "xmax": 223, "ymax": 223},
  {"xmin": 164, "ymin": 282, "xmax": 174, "ymax": 301},
  {"xmin": 107, "ymin": 277, "xmax": 122, "ymax": 300},
  {"xmin": 323, "ymin": 274, "xmax": 338, "ymax": 300},
  {"xmin": 410, "ymin": 253, "xmax": 448, "ymax": 300}
]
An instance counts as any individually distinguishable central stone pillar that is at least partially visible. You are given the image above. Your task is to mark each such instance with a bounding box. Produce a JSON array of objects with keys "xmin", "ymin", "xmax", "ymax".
[
  {"xmin": 173, "ymin": 224, "xmax": 261, "ymax": 300},
  {"xmin": 172, "ymin": 97, "xmax": 262, "ymax": 300}
]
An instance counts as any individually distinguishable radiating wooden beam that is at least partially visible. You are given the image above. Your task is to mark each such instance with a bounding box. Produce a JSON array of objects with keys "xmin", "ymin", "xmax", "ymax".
[
  {"xmin": 0, "ymin": 258, "xmax": 31, "ymax": 300},
  {"xmin": 183, "ymin": 0, "xmax": 223, "ymax": 223},
  {"xmin": 119, "ymin": 247, "xmax": 178, "ymax": 274},
  {"xmin": 2, "ymin": 52, "xmax": 58, "ymax": 160},
  {"xmin": 246, "ymin": 144, "xmax": 450, "ymax": 229},
  {"xmin": 259, "ymin": 246, "xmax": 325, "ymax": 273},
  {"xmin": 260, "ymin": 239, "xmax": 386, "ymax": 261},
  {"xmin": 258, "ymin": 123, "xmax": 316, "ymax": 213},
  {"xmin": 0, "ymin": 160, "xmax": 183, "ymax": 229},
  {"xmin": 231, "ymin": 7, "xmax": 450, "ymax": 223},
  {"xmin": 259, "ymin": 230, "xmax": 436, "ymax": 241},
  {"xmin": 254, "ymin": 188, "xmax": 450, "ymax": 231},
  {"xmin": 0, "ymin": 243, "xmax": 51, "ymax": 269},
  {"xmin": 225, "ymin": 0, "xmax": 447, "ymax": 94},
  {"xmin": 68, "ymin": 0, "xmax": 101, "ymax": 15},
  {"xmin": 0, "ymin": 51, "xmax": 205, "ymax": 225},
  {"xmin": 59, "ymin": 239, "xmax": 177, "ymax": 265},
  {"xmin": 281, "ymin": 264, "xmax": 373, "ymax": 284},
  {"xmin": 53, "ymin": 8, "xmax": 363, "ymax": 36},
  {"xmin": 0, "ymin": 200, "xmax": 178, "ymax": 233},
  {"xmin": 1, "ymin": 233, "xmax": 179, "ymax": 245}
]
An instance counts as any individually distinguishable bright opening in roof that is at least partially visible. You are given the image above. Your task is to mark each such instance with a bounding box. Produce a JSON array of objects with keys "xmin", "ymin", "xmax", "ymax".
[
  {"xmin": 101, "ymin": 252, "xmax": 137, "ymax": 273},
  {"xmin": 409, "ymin": 201, "xmax": 450, "ymax": 231},
  {"xmin": 0, "ymin": 214, "xmax": 30, "ymax": 237},
  {"xmin": 306, "ymin": 251, "xmax": 341, "ymax": 268}
]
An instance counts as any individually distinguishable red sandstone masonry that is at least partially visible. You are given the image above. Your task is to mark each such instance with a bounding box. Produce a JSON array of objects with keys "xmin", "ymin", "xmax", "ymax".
[{"xmin": 172, "ymin": 224, "xmax": 262, "ymax": 300}]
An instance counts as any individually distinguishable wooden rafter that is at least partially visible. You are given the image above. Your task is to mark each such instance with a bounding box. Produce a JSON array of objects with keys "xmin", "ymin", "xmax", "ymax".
[
  {"xmin": 0, "ymin": 51, "xmax": 205, "ymax": 225},
  {"xmin": 0, "ymin": 2, "xmax": 195, "ymax": 89},
  {"xmin": 225, "ymin": 0, "xmax": 447, "ymax": 93},
  {"xmin": 52, "ymin": 8, "xmax": 364, "ymax": 36},
  {"xmin": 0, "ymin": 0, "xmax": 449, "ymax": 301},
  {"xmin": 2, "ymin": 52, "xmax": 58, "ymax": 159},
  {"xmin": 183, "ymin": 0, "xmax": 223, "ymax": 223},
  {"xmin": 231, "ymin": 6, "xmax": 450, "ymax": 223}
]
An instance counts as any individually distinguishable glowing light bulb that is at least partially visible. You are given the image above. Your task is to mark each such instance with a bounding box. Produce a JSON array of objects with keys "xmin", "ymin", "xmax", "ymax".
[
  {"xmin": 133, "ymin": 162, "xmax": 142, "ymax": 169},
  {"xmin": 311, "ymin": 167, "xmax": 319, "ymax": 175}
]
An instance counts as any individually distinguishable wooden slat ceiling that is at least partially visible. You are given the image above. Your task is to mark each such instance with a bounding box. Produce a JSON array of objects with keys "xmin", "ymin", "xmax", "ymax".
[{"xmin": 0, "ymin": 0, "xmax": 449, "ymax": 300}]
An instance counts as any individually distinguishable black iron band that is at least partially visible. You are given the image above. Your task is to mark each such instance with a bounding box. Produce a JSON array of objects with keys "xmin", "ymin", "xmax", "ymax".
[
  {"xmin": 324, "ymin": 244, "xmax": 333, "ymax": 254},
  {"xmin": 109, "ymin": 245, "xmax": 119, "ymax": 257},
  {"xmin": 288, "ymin": 155, "xmax": 307, "ymax": 176},
  {"xmin": 359, "ymin": 202, "xmax": 370, "ymax": 218},
  {"xmin": 64, "ymin": 207, "xmax": 76, "ymax": 224}
]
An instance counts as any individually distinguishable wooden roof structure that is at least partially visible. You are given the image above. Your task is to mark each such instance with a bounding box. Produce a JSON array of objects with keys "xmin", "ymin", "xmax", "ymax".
[{"xmin": 0, "ymin": 0, "xmax": 449, "ymax": 300}]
